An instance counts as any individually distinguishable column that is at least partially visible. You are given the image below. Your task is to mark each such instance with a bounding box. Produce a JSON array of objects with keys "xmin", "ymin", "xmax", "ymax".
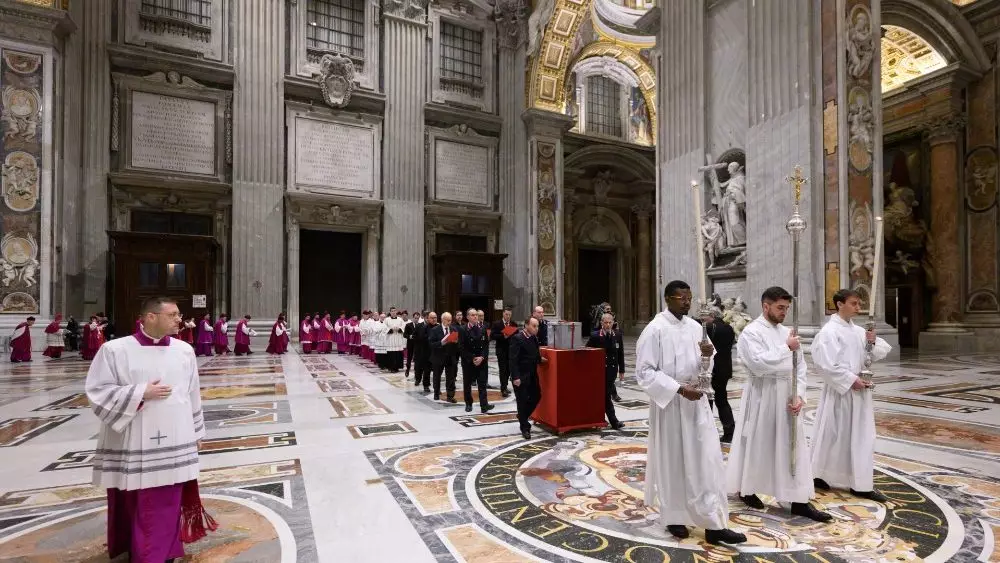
[
  {"xmin": 381, "ymin": 0, "xmax": 429, "ymax": 311},
  {"xmin": 562, "ymin": 190, "xmax": 577, "ymax": 321},
  {"xmin": 81, "ymin": 0, "xmax": 112, "ymax": 313},
  {"xmin": 231, "ymin": 1, "xmax": 285, "ymax": 323},
  {"xmin": 286, "ymin": 218, "xmax": 300, "ymax": 333},
  {"xmin": 495, "ymin": 0, "xmax": 529, "ymax": 318},
  {"xmin": 654, "ymin": 1, "xmax": 705, "ymax": 299},
  {"xmin": 632, "ymin": 198, "xmax": 653, "ymax": 321},
  {"xmin": 925, "ymin": 115, "xmax": 967, "ymax": 330},
  {"xmin": 522, "ymin": 109, "xmax": 573, "ymax": 319}
]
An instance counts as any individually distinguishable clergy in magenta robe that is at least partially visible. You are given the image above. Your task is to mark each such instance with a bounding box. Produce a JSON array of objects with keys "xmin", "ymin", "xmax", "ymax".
[
  {"xmin": 195, "ymin": 315, "xmax": 213, "ymax": 357},
  {"xmin": 635, "ymin": 308, "xmax": 728, "ymax": 531},
  {"xmin": 42, "ymin": 314, "xmax": 64, "ymax": 359},
  {"xmin": 811, "ymin": 290, "xmax": 891, "ymax": 498},
  {"xmin": 234, "ymin": 315, "xmax": 256, "ymax": 356},
  {"xmin": 266, "ymin": 315, "xmax": 288, "ymax": 354},
  {"xmin": 213, "ymin": 315, "xmax": 231, "ymax": 355},
  {"xmin": 318, "ymin": 314, "xmax": 334, "ymax": 354},
  {"xmin": 85, "ymin": 298, "xmax": 215, "ymax": 562},
  {"xmin": 179, "ymin": 317, "xmax": 196, "ymax": 345},
  {"xmin": 334, "ymin": 313, "xmax": 348, "ymax": 354},
  {"xmin": 348, "ymin": 315, "xmax": 360, "ymax": 355},
  {"xmin": 9, "ymin": 316, "xmax": 35, "ymax": 362},
  {"xmin": 300, "ymin": 315, "xmax": 313, "ymax": 353},
  {"xmin": 82, "ymin": 316, "xmax": 104, "ymax": 361}
]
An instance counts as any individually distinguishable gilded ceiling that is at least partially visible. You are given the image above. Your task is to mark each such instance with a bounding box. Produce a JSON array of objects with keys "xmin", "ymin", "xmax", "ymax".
[{"xmin": 881, "ymin": 25, "xmax": 947, "ymax": 92}]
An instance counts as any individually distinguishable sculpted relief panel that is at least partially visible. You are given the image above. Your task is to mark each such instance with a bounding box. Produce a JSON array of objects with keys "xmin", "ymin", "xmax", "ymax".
[
  {"xmin": 130, "ymin": 91, "xmax": 216, "ymax": 175},
  {"xmin": 0, "ymin": 46, "xmax": 44, "ymax": 314},
  {"xmin": 287, "ymin": 107, "xmax": 382, "ymax": 199}
]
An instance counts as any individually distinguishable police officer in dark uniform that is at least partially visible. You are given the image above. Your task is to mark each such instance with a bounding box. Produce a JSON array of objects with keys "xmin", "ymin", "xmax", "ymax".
[
  {"xmin": 490, "ymin": 307, "xmax": 518, "ymax": 397},
  {"xmin": 458, "ymin": 309, "xmax": 494, "ymax": 413},
  {"xmin": 702, "ymin": 308, "xmax": 736, "ymax": 442},
  {"xmin": 510, "ymin": 316, "xmax": 544, "ymax": 439},
  {"xmin": 586, "ymin": 312, "xmax": 625, "ymax": 430}
]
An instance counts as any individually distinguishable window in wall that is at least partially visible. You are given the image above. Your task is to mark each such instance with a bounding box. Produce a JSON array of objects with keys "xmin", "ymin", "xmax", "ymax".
[
  {"xmin": 140, "ymin": 0, "xmax": 212, "ymax": 27},
  {"xmin": 440, "ymin": 22, "xmax": 483, "ymax": 84},
  {"xmin": 586, "ymin": 75, "xmax": 623, "ymax": 138},
  {"xmin": 307, "ymin": 0, "xmax": 366, "ymax": 59}
]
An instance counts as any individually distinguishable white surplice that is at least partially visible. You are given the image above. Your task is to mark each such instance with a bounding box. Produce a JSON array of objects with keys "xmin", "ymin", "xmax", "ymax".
[
  {"xmin": 810, "ymin": 314, "xmax": 891, "ymax": 491},
  {"xmin": 384, "ymin": 316, "xmax": 406, "ymax": 351},
  {"xmin": 85, "ymin": 332, "xmax": 205, "ymax": 490},
  {"xmin": 635, "ymin": 310, "xmax": 728, "ymax": 530},
  {"xmin": 729, "ymin": 315, "xmax": 812, "ymax": 503},
  {"xmin": 372, "ymin": 320, "xmax": 388, "ymax": 354}
]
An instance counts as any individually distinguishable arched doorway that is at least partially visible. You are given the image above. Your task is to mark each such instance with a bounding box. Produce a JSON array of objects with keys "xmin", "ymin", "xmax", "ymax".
[{"xmin": 573, "ymin": 206, "xmax": 632, "ymax": 335}]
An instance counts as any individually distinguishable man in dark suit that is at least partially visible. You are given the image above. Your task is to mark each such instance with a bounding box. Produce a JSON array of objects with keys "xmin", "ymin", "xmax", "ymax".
[
  {"xmin": 412, "ymin": 312, "xmax": 432, "ymax": 392},
  {"xmin": 586, "ymin": 313, "xmax": 625, "ymax": 430},
  {"xmin": 403, "ymin": 311, "xmax": 420, "ymax": 379},
  {"xmin": 702, "ymin": 309, "xmax": 736, "ymax": 442},
  {"xmin": 532, "ymin": 305, "xmax": 548, "ymax": 346},
  {"xmin": 458, "ymin": 309, "xmax": 493, "ymax": 413},
  {"xmin": 511, "ymin": 317, "xmax": 544, "ymax": 439},
  {"xmin": 490, "ymin": 307, "xmax": 518, "ymax": 397},
  {"xmin": 427, "ymin": 312, "xmax": 459, "ymax": 402}
]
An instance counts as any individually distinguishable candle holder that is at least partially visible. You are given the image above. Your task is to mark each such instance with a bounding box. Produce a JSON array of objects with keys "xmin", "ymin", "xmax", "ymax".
[
  {"xmin": 696, "ymin": 300, "xmax": 715, "ymax": 401},
  {"xmin": 859, "ymin": 319, "xmax": 877, "ymax": 391}
]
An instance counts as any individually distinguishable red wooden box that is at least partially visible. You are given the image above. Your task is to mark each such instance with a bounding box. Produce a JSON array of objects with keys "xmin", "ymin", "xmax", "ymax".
[{"xmin": 531, "ymin": 347, "xmax": 607, "ymax": 433}]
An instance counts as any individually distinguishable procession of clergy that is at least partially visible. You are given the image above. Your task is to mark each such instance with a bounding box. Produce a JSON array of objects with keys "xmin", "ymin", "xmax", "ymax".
[{"xmin": 13, "ymin": 272, "xmax": 888, "ymax": 559}]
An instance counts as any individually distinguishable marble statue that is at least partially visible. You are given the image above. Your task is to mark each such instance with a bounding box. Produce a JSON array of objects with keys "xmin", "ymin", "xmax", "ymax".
[
  {"xmin": 883, "ymin": 182, "xmax": 927, "ymax": 250},
  {"xmin": 700, "ymin": 209, "xmax": 726, "ymax": 268},
  {"xmin": 0, "ymin": 259, "xmax": 15, "ymax": 287},
  {"xmin": 719, "ymin": 162, "xmax": 747, "ymax": 247},
  {"xmin": 848, "ymin": 93, "xmax": 875, "ymax": 154},
  {"xmin": 846, "ymin": 8, "xmax": 874, "ymax": 79},
  {"xmin": 722, "ymin": 297, "xmax": 752, "ymax": 339},
  {"xmin": 317, "ymin": 54, "xmax": 356, "ymax": 109},
  {"xmin": 527, "ymin": 0, "xmax": 555, "ymax": 56},
  {"xmin": 892, "ymin": 250, "xmax": 920, "ymax": 275},
  {"xmin": 21, "ymin": 258, "xmax": 38, "ymax": 286}
]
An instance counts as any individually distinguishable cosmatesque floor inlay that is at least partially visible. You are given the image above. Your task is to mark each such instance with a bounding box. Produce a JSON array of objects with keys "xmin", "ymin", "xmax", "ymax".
[{"xmin": 2, "ymin": 344, "xmax": 999, "ymax": 561}]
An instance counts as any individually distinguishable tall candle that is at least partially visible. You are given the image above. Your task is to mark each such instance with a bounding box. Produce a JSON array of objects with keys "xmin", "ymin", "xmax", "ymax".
[
  {"xmin": 692, "ymin": 180, "xmax": 707, "ymax": 304},
  {"xmin": 869, "ymin": 217, "xmax": 884, "ymax": 318}
]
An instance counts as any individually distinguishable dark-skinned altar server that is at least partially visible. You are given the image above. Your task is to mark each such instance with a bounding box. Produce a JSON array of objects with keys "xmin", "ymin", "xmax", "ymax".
[
  {"xmin": 9, "ymin": 316, "xmax": 35, "ymax": 362},
  {"xmin": 635, "ymin": 280, "xmax": 747, "ymax": 545},
  {"xmin": 335, "ymin": 312, "xmax": 348, "ymax": 354},
  {"xmin": 811, "ymin": 288, "xmax": 892, "ymax": 503},
  {"xmin": 300, "ymin": 314, "xmax": 314, "ymax": 354},
  {"xmin": 266, "ymin": 314, "xmax": 289, "ymax": 355},
  {"xmin": 348, "ymin": 314, "xmax": 360, "ymax": 355},
  {"xmin": 384, "ymin": 307, "xmax": 407, "ymax": 373},
  {"xmin": 213, "ymin": 313, "xmax": 230, "ymax": 355},
  {"xmin": 42, "ymin": 314, "xmax": 65, "ymax": 359},
  {"xmin": 234, "ymin": 315, "xmax": 257, "ymax": 356},
  {"xmin": 195, "ymin": 314, "xmax": 213, "ymax": 357},
  {"xmin": 86, "ymin": 297, "xmax": 216, "ymax": 562},
  {"xmin": 729, "ymin": 286, "xmax": 832, "ymax": 522}
]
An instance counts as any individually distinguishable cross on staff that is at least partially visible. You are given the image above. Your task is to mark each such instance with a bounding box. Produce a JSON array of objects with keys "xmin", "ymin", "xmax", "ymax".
[
  {"xmin": 784, "ymin": 165, "xmax": 807, "ymax": 477},
  {"xmin": 785, "ymin": 165, "xmax": 807, "ymax": 206}
]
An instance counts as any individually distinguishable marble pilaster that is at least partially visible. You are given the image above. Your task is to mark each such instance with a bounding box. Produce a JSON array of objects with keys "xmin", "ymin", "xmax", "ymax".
[
  {"xmin": 381, "ymin": 0, "xmax": 429, "ymax": 312},
  {"xmin": 632, "ymin": 198, "xmax": 653, "ymax": 321},
  {"xmin": 231, "ymin": 0, "xmax": 285, "ymax": 322},
  {"xmin": 925, "ymin": 115, "xmax": 967, "ymax": 329},
  {"xmin": 80, "ymin": 0, "xmax": 112, "ymax": 313},
  {"xmin": 496, "ymin": 0, "xmax": 530, "ymax": 318},
  {"xmin": 522, "ymin": 109, "xmax": 573, "ymax": 319}
]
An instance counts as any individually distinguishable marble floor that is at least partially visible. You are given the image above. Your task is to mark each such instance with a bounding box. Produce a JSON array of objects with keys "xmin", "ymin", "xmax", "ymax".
[{"xmin": 0, "ymin": 343, "xmax": 999, "ymax": 562}]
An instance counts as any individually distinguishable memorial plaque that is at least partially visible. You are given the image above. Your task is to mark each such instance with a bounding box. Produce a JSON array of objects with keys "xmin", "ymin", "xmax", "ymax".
[
  {"xmin": 131, "ymin": 91, "xmax": 216, "ymax": 175},
  {"xmin": 294, "ymin": 117, "xmax": 375, "ymax": 195},
  {"xmin": 434, "ymin": 140, "xmax": 491, "ymax": 206}
]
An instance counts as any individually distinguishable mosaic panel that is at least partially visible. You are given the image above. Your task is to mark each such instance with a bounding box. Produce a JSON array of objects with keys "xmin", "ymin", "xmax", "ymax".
[
  {"xmin": 31, "ymin": 393, "xmax": 89, "ymax": 411},
  {"xmin": 875, "ymin": 395, "xmax": 990, "ymax": 413},
  {"xmin": 874, "ymin": 411, "xmax": 1000, "ymax": 460},
  {"xmin": 347, "ymin": 421, "xmax": 416, "ymax": 439},
  {"xmin": 316, "ymin": 379, "xmax": 362, "ymax": 393},
  {"xmin": 906, "ymin": 383, "xmax": 1000, "ymax": 404},
  {"xmin": 200, "ymin": 383, "xmax": 287, "ymax": 400},
  {"xmin": 199, "ymin": 365, "xmax": 284, "ymax": 376},
  {"xmin": 327, "ymin": 394, "xmax": 392, "ymax": 418},
  {"xmin": 202, "ymin": 401, "xmax": 292, "ymax": 429},
  {"xmin": 0, "ymin": 459, "xmax": 317, "ymax": 561},
  {"xmin": 449, "ymin": 412, "xmax": 519, "ymax": 427},
  {"xmin": 0, "ymin": 415, "xmax": 75, "ymax": 447}
]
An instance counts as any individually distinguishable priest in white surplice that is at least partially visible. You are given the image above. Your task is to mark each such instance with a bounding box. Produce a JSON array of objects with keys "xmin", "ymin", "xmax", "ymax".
[
  {"xmin": 811, "ymin": 288, "xmax": 892, "ymax": 502},
  {"xmin": 384, "ymin": 307, "xmax": 407, "ymax": 373},
  {"xmin": 635, "ymin": 280, "xmax": 747, "ymax": 546},
  {"xmin": 85, "ymin": 297, "xmax": 216, "ymax": 562},
  {"xmin": 729, "ymin": 286, "xmax": 832, "ymax": 522}
]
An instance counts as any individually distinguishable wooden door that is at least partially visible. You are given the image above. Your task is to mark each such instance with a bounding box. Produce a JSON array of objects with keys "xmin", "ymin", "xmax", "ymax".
[
  {"xmin": 109, "ymin": 231, "xmax": 217, "ymax": 335},
  {"xmin": 432, "ymin": 251, "xmax": 507, "ymax": 322}
]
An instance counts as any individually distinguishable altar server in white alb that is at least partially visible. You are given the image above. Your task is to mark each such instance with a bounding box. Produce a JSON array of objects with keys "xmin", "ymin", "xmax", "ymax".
[
  {"xmin": 636, "ymin": 280, "xmax": 747, "ymax": 545},
  {"xmin": 729, "ymin": 286, "xmax": 832, "ymax": 522},
  {"xmin": 86, "ymin": 297, "xmax": 216, "ymax": 562},
  {"xmin": 384, "ymin": 307, "xmax": 407, "ymax": 372},
  {"xmin": 811, "ymin": 288, "xmax": 892, "ymax": 502}
]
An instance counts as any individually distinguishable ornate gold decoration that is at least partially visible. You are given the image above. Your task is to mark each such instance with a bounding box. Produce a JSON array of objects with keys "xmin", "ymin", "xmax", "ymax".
[
  {"xmin": 881, "ymin": 25, "xmax": 947, "ymax": 92},
  {"xmin": 823, "ymin": 100, "xmax": 838, "ymax": 155},
  {"xmin": 567, "ymin": 40, "xmax": 657, "ymax": 131}
]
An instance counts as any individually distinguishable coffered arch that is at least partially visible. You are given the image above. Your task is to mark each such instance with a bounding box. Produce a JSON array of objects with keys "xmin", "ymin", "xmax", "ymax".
[{"xmin": 881, "ymin": 0, "xmax": 990, "ymax": 74}]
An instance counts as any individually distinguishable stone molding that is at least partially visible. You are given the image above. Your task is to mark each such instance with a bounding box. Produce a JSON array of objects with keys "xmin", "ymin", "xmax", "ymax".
[
  {"xmin": 290, "ymin": 0, "xmax": 380, "ymax": 92},
  {"xmin": 428, "ymin": 0, "xmax": 496, "ymax": 112},
  {"xmin": 384, "ymin": 0, "xmax": 430, "ymax": 24},
  {"xmin": 123, "ymin": 0, "xmax": 227, "ymax": 62},
  {"xmin": 0, "ymin": 1, "xmax": 74, "ymax": 44},
  {"xmin": 285, "ymin": 194, "xmax": 383, "ymax": 238},
  {"xmin": 924, "ymin": 113, "xmax": 967, "ymax": 145},
  {"xmin": 493, "ymin": 0, "xmax": 526, "ymax": 50}
]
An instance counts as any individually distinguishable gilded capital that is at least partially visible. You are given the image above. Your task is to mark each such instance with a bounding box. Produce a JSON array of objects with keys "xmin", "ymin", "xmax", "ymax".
[{"xmin": 923, "ymin": 114, "xmax": 967, "ymax": 146}]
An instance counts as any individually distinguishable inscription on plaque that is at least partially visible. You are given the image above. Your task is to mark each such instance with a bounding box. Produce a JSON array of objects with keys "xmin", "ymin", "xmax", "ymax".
[
  {"xmin": 131, "ymin": 91, "xmax": 216, "ymax": 175},
  {"xmin": 295, "ymin": 117, "xmax": 374, "ymax": 195},
  {"xmin": 434, "ymin": 140, "xmax": 491, "ymax": 206}
]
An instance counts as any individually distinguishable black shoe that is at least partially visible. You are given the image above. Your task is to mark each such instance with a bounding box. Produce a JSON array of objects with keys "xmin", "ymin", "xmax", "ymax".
[
  {"xmin": 482, "ymin": 404, "xmax": 495, "ymax": 414},
  {"xmin": 814, "ymin": 478, "xmax": 831, "ymax": 491},
  {"xmin": 666, "ymin": 525, "xmax": 689, "ymax": 539},
  {"xmin": 465, "ymin": 405, "xmax": 472, "ymax": 412},
  {"xmin": 423, "ymin": 387, "xmax": 431, "ymax": 394},
  {"xmin": 447, "ymin": 397, "xmax": 457, "ymax": 404},
  {"xmin": 741, "ymin": 494, "xmax": 765, "ymax": 509},
  {"xmin": 521, "ymin": 430, "xmax": 531, "ymax": 440},
  {"xmin": 851, "ymin": 489, "xmax": 888, "ymax": 503},
  {"xmin": 612, "ymin": 395, "xmax": 622, "ymax": 402},
  {"xmin": 791, "ymin": 502, "xmax": 833, "ymax": 522},
  {"xmin": 609, "ymin": 421, "xmax": 625, "ymax": 430},
  {"xmin": 433, "ymin": 394, "xmax": 440, "ymax": 401},
  {"xmin": 501, "ymin": 389, "xmax": 511, "ymax": 398},
  {"xmin": 487, "ymin": 384, "xmax": 497, "ymax": 389},
  {"xmin": 705, "ymin": 528, "xmax": 747, "ymax": 545}
]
